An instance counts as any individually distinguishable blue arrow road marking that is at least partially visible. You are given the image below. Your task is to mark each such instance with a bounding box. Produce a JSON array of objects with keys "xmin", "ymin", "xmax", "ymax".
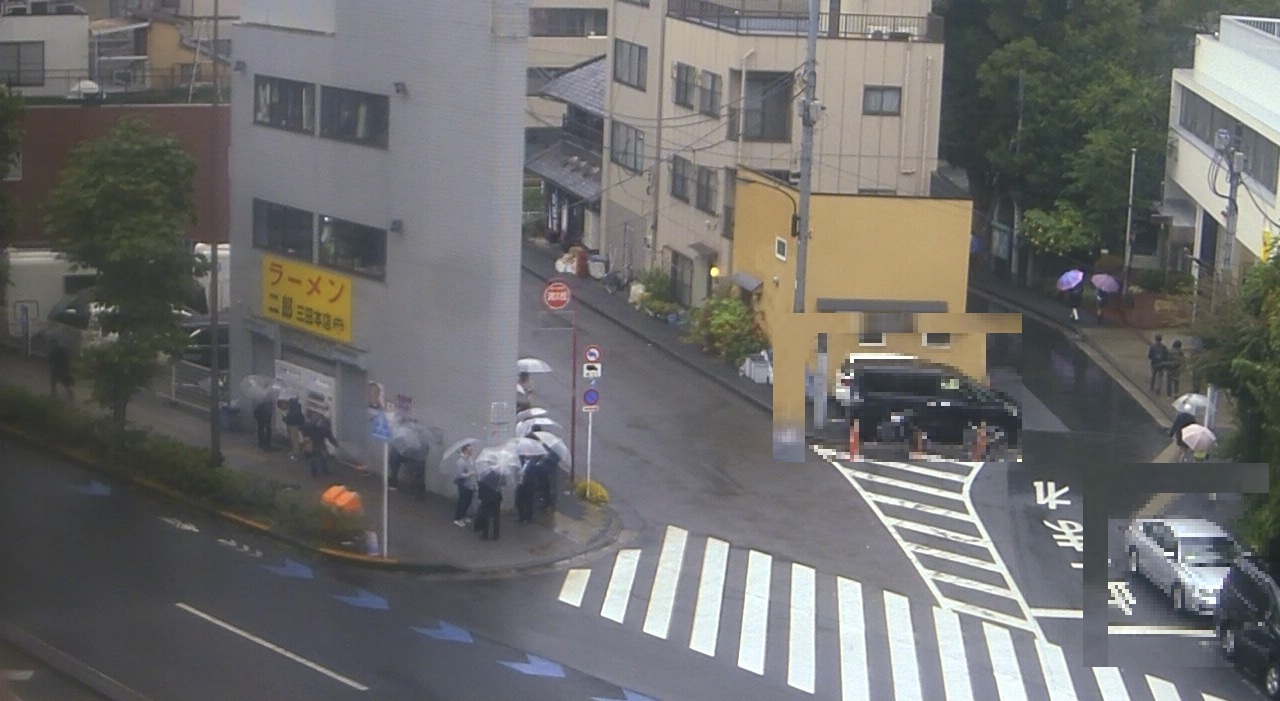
[
  {"xmin": 333, "ymin": 588, "xmax": 388, "ymax": 610},
  {"xmin": 499, "ymin": 654, "xmax": 564, "ymax": 678},
  {"xmin": 411, "ymin": 621, "xmax": 473, "ymax": 643},
  {"xmin": 593, "ymin": 691, "xmax": 659, "ymax": 701},
  {"xmin": 262, "ymin": 559, "xmax": 314, "ymax": 579},
  {"xmin": 72, "ymin": 481, "xmax": 111, "ymax": 496}
]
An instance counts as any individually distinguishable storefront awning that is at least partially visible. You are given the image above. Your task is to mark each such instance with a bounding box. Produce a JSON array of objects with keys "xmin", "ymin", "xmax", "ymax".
[
  {"xmin": 733, "ymin": 270, "xmax": 763, "ymax": 293},
  {"xmin": 525, "ymin": 142, "xmax": 602, "ymax": 203}
]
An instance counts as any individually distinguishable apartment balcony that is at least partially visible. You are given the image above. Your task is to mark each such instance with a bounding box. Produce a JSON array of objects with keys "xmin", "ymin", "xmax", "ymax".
[{"xmin": 667, "ymin": 0, "xmax": 943, "ymax": 41}]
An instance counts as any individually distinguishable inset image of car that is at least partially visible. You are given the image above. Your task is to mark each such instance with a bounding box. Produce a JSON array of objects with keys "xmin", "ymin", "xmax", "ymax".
[{"xmin": 1125, "ymin": 517, "xmax": 1239, "ymax": 614}]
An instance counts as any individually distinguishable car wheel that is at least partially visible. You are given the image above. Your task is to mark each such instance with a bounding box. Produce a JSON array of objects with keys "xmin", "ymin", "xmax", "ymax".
[
  {"xmin": 1172, "ymin": 585, "xmax": 1185, "ymax": 613},
  {"xmin": 1127, "ymin": 548, "xmax": 1140, "ymax": 576},
  {"xmin": 1219, "ymin": 623, "xmax": 1238, "ymax": 661},
  {"xmin": 1266, "ymin": 662, "xmax": 1280, "ymax": 699}
]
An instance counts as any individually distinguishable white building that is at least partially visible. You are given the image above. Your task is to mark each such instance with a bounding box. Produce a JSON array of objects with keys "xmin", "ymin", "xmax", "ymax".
[
  {"xmin": 1163, "ymin": 15, "xmax": 1280, "ymax": 285},
  {"xmin": 228, "ymin": 0, "xmax": 527, "ymax": 481},
  {"xmin": 0, "ymin": 0, "xmax": 91, "ymax": 98},
  {"xmin": 526, "ymin": 0, "xmax": 609, "ymax": 153}
]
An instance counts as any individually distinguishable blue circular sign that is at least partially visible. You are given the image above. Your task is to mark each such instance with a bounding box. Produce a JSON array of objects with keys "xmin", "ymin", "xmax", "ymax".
[{"xmin": 583, "ymin": 389, "xmax": 600, "ymax": 406}]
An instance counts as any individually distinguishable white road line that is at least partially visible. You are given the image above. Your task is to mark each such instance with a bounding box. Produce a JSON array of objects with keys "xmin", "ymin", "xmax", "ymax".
[
  {"xmin": 906, "ymin": 542, "xmax": 1002, "ymax": 572},
  {"xmin": 837, "ymin": 577, "xmax": 869, "ymax": 701},
  {"xmin": 884, "ymin": 592, "xmax": 923, "ymax": 701},
  {"xmin": 1108, "ymin": 625, "xmax": 1215, "ymax": 637},
  {"xmin": 863, "ymin": 492, "xmax": 972, "ymax": 520},
  {"xmin": 949, "ymin": 602, "xmax": 1040, "ymax": 634},
  {"xmin": 1147, "ymin": 675, "xmax": 1182, "ymax": 701},
  {"xmin": 959, "ymin": 475, "xmax": 1043, "ymax": 640},
  {"xmin": 983, "ymin": 622, "xmax": 1029, "ymax": 701},
  {"xmin": 1029, "ymin": 608, "xmax": 1082, "ymax": 619},
  {"xmin": 844, "ymin": 468, "xmax": 966, "ymax": 500},
  {"xmin": 787, "ymin": 564, "xmax": 816, "ymax": 693},
  {"xmin": 1070, "ymin": 563, "xmax": 1083, "ymax": 569},
  {"xmin": 1091, "ymin": 667, "xmax": 1132, "ymax": 701},
  {"xmin": 642, "ymin": 526, "xmax": 688, "ymax": 640},
  {"xmin": 737, "ymin": 550, "xmax": 772, "ymax": 675},
  {"xmin": 887, "ymin": 517, "xmax": 987, "ymax": 546},
  {"xmin": 557, "ymin": 569, "xmax": 590, "ymax": 607},
  {"xmin": 689, "ymin": 537, "xmax": 729, "ymax": 657},
  {"xmin": 175, "ymin": 602, "xmax": 368, "ymax": 691},
  {"xmin": 2, "ymin": 670, "xmax": 33, "ymax": 682},
  {"xmin": 1035, "ymin": 639, "xmax": 1081, "ymax": 701},
  {"xmin": 870, "ymin": 461, "xmax": 971, "ymax": 482},
  {"xmin": 1202, "ymin": 694, "xmax": 1230, "ymax": 701},
  {"xmin": 932, "ymin": 608, "xmax": 975, "ymax": 701},
  {"xmin": 601, "ymin": 549, "xmax": 640, "ymax": 624},
  {"xmin": 928, "ymin": 570, "xmax": 1016, "ymax": 600}
]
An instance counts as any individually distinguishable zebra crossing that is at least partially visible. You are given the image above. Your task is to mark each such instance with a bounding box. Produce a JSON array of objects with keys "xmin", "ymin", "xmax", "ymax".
[{"xmin": 557, "ymin": 524, "xmax": 1230, "ymax": 701}]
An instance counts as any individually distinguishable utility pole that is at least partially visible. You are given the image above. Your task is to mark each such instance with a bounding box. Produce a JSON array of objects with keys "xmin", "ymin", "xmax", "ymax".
[
  {"xmin": 1009, "ymin": 70, "xmax": 1025, "ymax": 283},
  {"xmin": 1216, "ymin": 127, "xmax": 1244, "ymax": 289},
  {"xmin": 792, "ymin": 0, "xmax": 819, "ymax": 313},
  {"xmin": 1121, "ymin": 147, "xmax": 1137, "ymax": 295},
  {"xmin": 647, "ymin": 0, "xmax": 669, "ymax": 270},
  {"xmin": 207, "ymin": 0, "xmax": 223, "ymax": 467}
]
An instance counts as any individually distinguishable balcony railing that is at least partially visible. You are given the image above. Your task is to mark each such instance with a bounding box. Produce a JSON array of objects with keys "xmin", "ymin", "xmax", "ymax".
[{"xmin": 667, "ymin": 0, "xmax": 943, "ymax": 41}]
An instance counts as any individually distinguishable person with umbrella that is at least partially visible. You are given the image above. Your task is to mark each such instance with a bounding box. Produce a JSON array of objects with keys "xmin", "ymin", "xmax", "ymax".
[
  {"xmin": 1164, "ymin": 339, "xmax": 1186, "ymax": 397},
  {"xmin": 1058, "ymin": 270, "xmax": 1085, "ymax": 322},
  {"xmin": 1169, "ymin": 409, "xmax": 1197, "ymax": 452},
  {"xmin": 474, "ymin": 459, "xmax": 509, "ymax": 541},
  {"xmin": 302, "ymin": 409, "xmax": 340, "ymax": 477},
  {"xmin": 283, "ymin": 397, "xmax": 306, "ymax": 460},
  {"xmin": 516, "ymin": 372, "xmax": 535, "ymax": 413},
  {"xmin": 1091, "ymin": 273, "xmax": 1119, "ymax": 325},
  {"xmin": 514, "ymin": 450, "xmax": 538, "ymax": 524},
  {"xmin": 451, "ymin": 442, "xmax": 478, "ymax": 527}
]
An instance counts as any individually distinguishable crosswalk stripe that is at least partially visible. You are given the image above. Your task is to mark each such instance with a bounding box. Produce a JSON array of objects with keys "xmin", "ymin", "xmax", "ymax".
[
  {"xmin": 886, "ymin": 517, "xmax": 987, "ymax": 546},
  {"xmin": 884, "ymin": 591, "xmax": 924, "ymax": 701},
  {"xmin": 738, "ymin": 550, "xmax": 772, "ymax": 675},
  {"xmin": 874, "ymin": 461, "xmax": 971, "ymax": 482},
  {"xmin": 864, "ymin": 492, "xmax": 973, "ymax": 521},
  {"xmin": 787, "ymin": 563, "xmax": 817, "ymax": 693},
  {"xmin": 1092, "ymin": 667, "xmax": 1132, "ymax": 701},
  {"xmin": 837, "ymin": 577, "xmax": 869, "ymax": 701},
  {"xmin": 1035, "ymin": 639, "xmax": 1080, "ymax": 701},
  {"xmin": 932, "ymin": 608, "xmax": 975, "ymax": 701},
  {"xmin": 844, "ymin": 468, "xmax": 966, "ymax": 500},
  {"xmin": 1147, "ymin": 675, "xmax": 1182, "ymax": 701},
  {"xmin": 983, "ymin": 622, "xmax": 1029, "ymax": 701},
  {"xmin": 906, "ymin": 542, "xmax": 1002, "ymax": 572},
  {"xmin": 949, "ymin": 602, "xmax": 1039, "ymax": 634},
  {"xmin": 558, "ymin": 569, "xmax": 590, "ymax": 607},
  {"xmin": 689, "ymin": 537, "xmax": 729, "ymax": 657},
  {"xmin": 1202, "ymin": 694, "xmax": 1229, "ymax": 701},
  {"xmin": 601, "ymin": 549, "xmax": 640, "ymax": 624},
  {"xmin": 642, "ymin": 525, "xmax": 689, "ymax": 640},
  {"xmin": 928, "ymin": 570, "xmax": 1016, "ymax": 599}
]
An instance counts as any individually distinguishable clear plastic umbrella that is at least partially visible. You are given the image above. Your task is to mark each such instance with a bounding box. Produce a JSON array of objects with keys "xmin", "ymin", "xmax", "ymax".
[
  {"xmin": 515, "ymin": 407, "xmax": 549, "ymax": 422},
  {"xmin": 505, "ymin": 436, "xmax": 548, "ymax": 457},
  {"xmin": 532, "ymin": 431, "xmax": 571, "ymax": 466},
  {"xmin": 1172, "ymin": 393, "xmax": 1211, "ymax": 414},
  {"xmin": 239, "ymin": 374, "xmax": 291, "ymax": 403},
  {"xmin": 441, "ymin": 437, "xmax": 481, "ymax": 466},
  {"xmin": 517, "ymin": 357, "xmax": 553, "ymax": 374},
  {"xmin": 516, "ymin": 417, "xmax": 561, "ymax": 437},
  {"xmin": 389, "ymin": 420, "xmax": 426, "ymax": 459}
]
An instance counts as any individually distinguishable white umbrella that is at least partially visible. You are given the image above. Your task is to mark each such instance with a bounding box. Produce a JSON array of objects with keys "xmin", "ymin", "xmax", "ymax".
[
  {"xmin": 515, "ymin": 407, "xmax": 549, "ymax": 422},
  {"xmin": 1180, "ymin": 424, "xmax": 1217, "ymax": 453},
  {"xmin": 532, "ymin": 431, "xmax": 571, "ymax": 466},
  {"xmin": 440, "ymin": 437, "xmax": 480, "ymax": 468},
  {"xmin": 517, "ymin": 417, "xmax": 561, "ymax": 437},
  {"xmin": 389, "ymin": 420, "xmax": 425, "ymax": 458},
  {"xmin": 505, "ymin": 436, "xmax": 548, "ymax": 457},
  {"xmin": 518, "ymin": 357, "xmax": 553, "ymax": 374},
  {"xmin": 1172, "ymin": 393, "xmax": 1211, "ymax": 414},
  {"xmin": 239, "ymin": 374, "xmax": 291, "ymax": 403}
]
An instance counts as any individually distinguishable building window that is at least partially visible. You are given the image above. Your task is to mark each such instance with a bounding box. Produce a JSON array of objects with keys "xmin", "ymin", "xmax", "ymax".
[
  {"xmin": 695, "ymin": 165, "xmax": 718, "ymax": 214},
  {"xmin": 610, "ymin": 120, "xmax": 645, "ymax": 173},
  {"xmin": 698, "ymin": 71, "xmax": 722, "ymax": 117},
  {"xmin": 923, "ymin": 333, "xmax": 951, "ymax": 348},
  {"xmin": 863, "ymin": 86, "xmax": 902, "ymax": 116},
  {"xmin": 253, "ymin": 199, "xmax": 314, "ymax": 260},
  {"xmin": 530, "ymin": 8, "xmax": 608, "ymax": 37},
  {"xmin": 670, "ymin": 251, "xmax": 693, "ymax": 307},
  {"xmin": 673, "ymin": 62, "xmax": 696, "ymax": 108},
  {"xmin": 0, "ymin": 41, "xmax": 44, "ymax": 86},
  {"xmin": 859, "ymin": 332, "xmax": 886, "ymax": 346},
  {"xmin": 613, "ymin": 39, "xmax": 648, "ymax": 91},
  {"xmin": 254, "ymin": 75, "xmax": 316, "ymax": 134},
  {"xmin": 743, "ymin": 71, "xmax": 793, "ymax": 142},
  {"xmin": 618, "ymin": 0, "xmax": 648, "ymax": 5},
  {"xmin": 320, "ymin": 86, "xmax": 389, "ymax": 149},
  {"xmin": 775, "ymin": 237, "xmax": 787, "ymax": 261},
  {"xmin": 527, "ymin": 67, "xmax": 565, "ymax": 96},
  {"xmin": 1180, "ymin": 86, "xmax": 1280, "ymax": 193},
  {"xmin": 319, "ymin": 216, "xmax": 387, "ymax": 280},
  {"xmin": 670, "ymin": 155, "xmax": 693, "ymax": 201}
]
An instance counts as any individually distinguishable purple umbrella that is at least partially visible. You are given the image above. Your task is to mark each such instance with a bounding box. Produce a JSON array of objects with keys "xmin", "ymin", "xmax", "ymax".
[
  {"xmin": 1056, "ymin": 269, "xmax": 1085, "ymax": 291},
  {"xmin": 1091, "ymin": 273, "xmax": 1120, "ymax": 294}
]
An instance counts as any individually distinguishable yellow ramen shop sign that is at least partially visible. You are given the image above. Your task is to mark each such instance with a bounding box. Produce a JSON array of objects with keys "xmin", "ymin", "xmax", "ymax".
[{"xmin": 261, "ymin": 255, "xmax": 353, "ymax": 343}]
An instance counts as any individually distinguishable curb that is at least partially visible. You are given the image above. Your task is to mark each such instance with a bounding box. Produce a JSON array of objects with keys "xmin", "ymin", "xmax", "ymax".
[
  {"xmin": 521, "ymin": 250, "xmax": 773, "ymax": 416},
  {"xmin": 0, "ymin": 423, "xmax": 623, "ymax": 578},
  {"xmin": 0, "ymin": 620, "xmax": 158, "ymax": 701}
]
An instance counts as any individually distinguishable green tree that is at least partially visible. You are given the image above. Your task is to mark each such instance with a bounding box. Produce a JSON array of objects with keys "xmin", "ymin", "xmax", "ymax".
[
  {"xmin": 0, "ymin": 86, "xmax": 25, "ymax": 307},
  {"xmin": 44, "ymin": 116, "xmax": 201, "ymax": 428}
]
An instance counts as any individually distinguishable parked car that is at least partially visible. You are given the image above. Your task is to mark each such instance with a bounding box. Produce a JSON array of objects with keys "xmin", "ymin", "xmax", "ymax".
[
  {"xmin": 177, "ymin": 316, "xmax": 229, "ymax": 370},
  {"xmin": 1125, "ymin": 517, "xmax": 1239, "ymax": 614},
  {"xmin": 1216, "ymin": 554, "xmax": 1280, "ymax": 698},
  {"xmin": 833, "ymin": 354, "xmax": 1020, "ymax": 445}
]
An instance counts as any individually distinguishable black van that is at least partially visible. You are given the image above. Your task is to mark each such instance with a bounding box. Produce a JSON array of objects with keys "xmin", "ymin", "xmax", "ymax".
[
  {"xmin": 1217, "ymin": 554, "xmax": 1280, "ymax": 698},
  {"xmin": 836, "ymin": 357, "xmax": 1020, "ymax": 446}
]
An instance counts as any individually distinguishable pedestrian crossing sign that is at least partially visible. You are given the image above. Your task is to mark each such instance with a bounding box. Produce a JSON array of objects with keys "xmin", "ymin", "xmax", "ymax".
[{"xmin": 371, "ymin": 411, "xmax": 391, "ymax": 441}]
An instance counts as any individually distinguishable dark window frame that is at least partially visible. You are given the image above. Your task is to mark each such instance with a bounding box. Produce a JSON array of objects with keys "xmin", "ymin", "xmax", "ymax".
[
  {"xmin": 319, "ymin": 215, "xmax": 388, "ymax": 281},
  {"xmin": 858, "ymin": 332, "xmax": 886, "ymax": 346},
  {"xmin": 923, "ymin": 332, "xmax": 952, "ymax": 347},
  {"xmin": 673, "ymin": 62, "xmax": 696, "ymax": 108},
  {"xmin": 1179, "ymin": 86, "xmax": 1279, "ymax": 193},
  {"xmin": 530, "ymin": 7, "xmax": 608, "ymax": 37},
  {"xmin": 695, "ymin": 165, "xmax": 718, "ymax": 214},
  {"xmin": 863, "ymin": 85, "xmax": 902, "ymax": 116},
  {"xmin": 252, "ymin": 199, "xmax": 315, "ymax": 261},
  {"xmin": 319, "ymin": 86, "xmax": 390, "ymax": 149},
  {"xmin": 610, "ymin": 120, "xmax": 645, "ymax": 173},
  {"xmin": 254, "ymin": 74, "xmax": 316, "ymax": 134},
  {"xmin": 670, "ymin": 155, "xmax": 693, "ymax": 202},
  {"xmin": 698, "ymin": 70, "xmax": 722, "ymax": 117},
  {"xmin": 742, "ymin": 71, "xmax": 793, "ymax": 142},
  {"xmin": 613, "ymin": 39, "xmax": 648, "ymax": 91},
  {"xmin": 0, "ymin": 41, "xmax": 45, "ymax": 87}
]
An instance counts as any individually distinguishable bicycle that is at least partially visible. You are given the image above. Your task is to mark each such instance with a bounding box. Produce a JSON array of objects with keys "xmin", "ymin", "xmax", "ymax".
[{"xmin": 602, "ymin": 262, "xmax": 634, "ymax": 295}]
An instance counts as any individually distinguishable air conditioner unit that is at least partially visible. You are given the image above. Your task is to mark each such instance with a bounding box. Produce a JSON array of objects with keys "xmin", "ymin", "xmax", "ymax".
[{"xmin": 788, "ymin": 171, "xmax": 801, "ymax": 186}]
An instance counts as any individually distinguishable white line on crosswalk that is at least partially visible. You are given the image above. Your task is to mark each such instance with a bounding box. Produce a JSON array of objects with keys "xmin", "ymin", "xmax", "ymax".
[
  {"xmin": 787, "ymin": 563, "xmax": 817, "ymax": 693},
  {"xmin": 558, "ymin": 569, "xmax": 590, "ymax": 607},
  {"xmin": 983, "ymin": 622, "xmax": 1029, "ymax": 701},
  {"xmin": 689, "ymin": 537, "xmax": 729, "ymax": 657},
  {"xmin": 863, "ymin": 492, "xmax": 973, "ymax": 521},
  {"xmin": 2, "ymin": 670, "xmax": 33, "ymax": 682},
  {"xmin": 874, "ymin": 461, "xmax": 972, "ymax": 483},
  {"xmin": 837, "ymin": 577, "xmax": 869, "ymax": 701},
  {"xmin": 1202, "ymin": 693, "xmax": 1230, "ymax": 701},
  {"xmin": 1092, "ymin": 667, "xmax": 1132, "ymax": 701},
  {"xmin": 1108, "ymin": 625, "xmax": 1215, "ymax": 637},
  {"xmin": 1028, "ymin": 608, "xmax": 1082, "ymax": 619},
  {"xmin": 738, "ymin": 550, "xmax": 772, "ymax": 675},
  {"xmin": 1147, "ymin": 675, "xmax": 1182, "ymax": 701},
  {"xmin": 928, "ymin": 570, "xmax": 1016, "ymax": 600},
  {"xmin": 844, "ymin": 468, "xmax": 967, "ymax": 501},
  {"xmin": 907, "ymin": 542, "xmax": 1003, "ymax": 572},
  {"xmin": 601, "ymin": 549, "xmax": 640, "ymax": 624},
  {"xmin": 933, "ymin": 608, "xmax": 975, "ymax": 701},
  {"xmin": 886, "ymin": 517, "xmax": 988, "ymax": 546},
  {"xmin": 1035, "ymin": 639, "xmax": 1080, "ymax": 701},
  {"xmin": 884, "ymin": 591, "xmax": 924, "ymax": 701},
  {"xmin": 642, "ymin": 525, "xmax": 689, "ymax": 640}
]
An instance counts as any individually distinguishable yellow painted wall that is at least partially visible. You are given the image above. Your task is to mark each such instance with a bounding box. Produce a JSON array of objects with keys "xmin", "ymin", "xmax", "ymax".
[{"xmin": 146, "ymin": 21, "xmax": 198, "ymax": 89}]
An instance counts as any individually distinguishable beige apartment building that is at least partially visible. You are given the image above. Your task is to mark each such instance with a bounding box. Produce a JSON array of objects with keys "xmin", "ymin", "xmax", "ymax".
[
  {"xmin": 526, "ymin": 0, "xmax": 610, "ymax": 152},
  {"xmin": 599, "ymin": 0, "xmax": 944, "ymax": 307}
]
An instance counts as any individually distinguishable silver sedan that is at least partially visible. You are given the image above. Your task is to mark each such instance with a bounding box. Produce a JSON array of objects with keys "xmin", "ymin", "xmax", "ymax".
[{"xmin": 1125, "ymin": 517, "xmax": 1240, "ymax": 614}]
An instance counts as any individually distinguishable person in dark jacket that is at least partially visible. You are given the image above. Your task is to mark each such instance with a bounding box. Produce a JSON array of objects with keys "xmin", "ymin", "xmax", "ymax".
[
  {"xmin": 302, "ymin": 411, "xmax": 339, "ymax": 477},
  {"xmin": 533, "ymin": 449, "xmax": 561, "ymax": 509},
  {"xmin": 1068, "ymin": 282, "xmax": 1084, "ymax": 322},
  {"xmin": 283, "ymin": 398, "xmax": 306, "ymax": 460},
  {"xmin": 253, "ymin": 399, "xmax": 274, "ymax": 450},
  {"xmin": 473, "ymin": 466, "xmax": 506, "ymax": 540},
  {"xmin": 1164, "ymin": 340, "xmax": 1186, "ymax": 397},
  {"xmin": 48, "ymin": 339, "xmax": 74, "ymax": 400},
  {"xmin": 1170, "ymin": 411, "xmax": 1197, "ymax": 450},
  {"xmin": 515, "ymin": 456, "xmax": 537, "ymax": 524},
  {"xmin": 1148, "ymin": 334, "xmax": 1169, "ymax": 394}
]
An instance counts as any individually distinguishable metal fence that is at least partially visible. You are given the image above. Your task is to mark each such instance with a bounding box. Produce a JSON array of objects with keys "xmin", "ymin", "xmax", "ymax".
[
  {"xmin": 666, "ymin": 0, "xmax": 943, "ymax": 41},
  {"xmin": 13, "ymin": 66, "xmax": 223, "ymax": 99},
  {"xmin": 160, "ymin": 359, "xmax": 228, "ymax": 413}
]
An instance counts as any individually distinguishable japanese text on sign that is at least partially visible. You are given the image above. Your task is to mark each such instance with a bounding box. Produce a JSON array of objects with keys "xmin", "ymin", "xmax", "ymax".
[{"xmin": 262, "ymin": 255, "xmax": 353, "ymax": 343}]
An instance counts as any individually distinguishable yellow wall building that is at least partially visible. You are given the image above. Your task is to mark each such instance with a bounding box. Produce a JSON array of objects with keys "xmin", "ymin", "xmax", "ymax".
[{"xmin": 730, "ymin": 167, "xmax": 1015, "ymax": 387}]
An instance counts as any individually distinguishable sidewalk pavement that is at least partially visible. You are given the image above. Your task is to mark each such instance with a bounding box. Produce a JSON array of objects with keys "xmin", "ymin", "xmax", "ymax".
[{"xmin": 0, "ymin": 347, "xmax": 619, "ymax": 575}]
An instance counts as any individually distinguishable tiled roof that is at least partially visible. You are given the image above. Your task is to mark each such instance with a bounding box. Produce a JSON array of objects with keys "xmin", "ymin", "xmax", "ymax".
[
  {"xmin": 525, "ymin": 142, "xmax": 603, "ymax": 203},
  {"xmin": 540, "ymin": 55, "xmax": 607, "ymax": 118}
]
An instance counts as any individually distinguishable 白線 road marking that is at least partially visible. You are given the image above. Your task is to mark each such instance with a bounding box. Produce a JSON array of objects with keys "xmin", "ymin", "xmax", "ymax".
[
  {"xmin": 175, "ymin": 602, "xmax": 368, "ymax": 691},
  {"xmin": 983, "ymin": 622, "xmax": 1029, "ymax": 701},
  {"xmin": 689, "ymin": 537, "xmax": 729, "ymax": 657},
  {"xmin": 932, "ymin": 608, "xmax": 974, "ymax": 701},
  {"xmin": 1147, "ymin": 675, "xmax": 1182, "ymax": 701},
  {"xmin": 837, "ymin": 577, "xmax": 869, "ymax": 701},
  {"xmin": 642, "ymin": 526, "xmax": 688, "ymax": 640},
  {"xmin": 884, "ymin": 591, "xmax": 923, "ymax": 700},
  {"xmin": 1092, "ymin": 667, "xmax": 1133, "ymax": 700},
  {"xmin": 787, "ymin": 563, "xmax": 816, "ymax": 693},
  {"xmin": 601, "ymin": 549, "xmax": 640, "ymax": 623},
  {"xmin": 1107, "ymin": 625, "xmax": 1215, "ymax": 637},
  {"xmin": 1036, "ymin": 638, "xmax": 1081, "ymax": 701},
  {"xmin": 558, "ymin": 569, "xmax": 589, "ymax": 607},
  {"xmin": 1029, "ymin": 607, "xmax": 1083, "ymax": 619},
  {"xmin": 737, "ymin": 550, "xmax": 772, "ymax": 675}
]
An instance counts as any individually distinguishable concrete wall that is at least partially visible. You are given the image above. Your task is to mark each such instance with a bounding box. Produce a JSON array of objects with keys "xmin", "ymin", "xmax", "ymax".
[{"xmin": 1, "ymin": 13, "xmax": 91, "ymax": 97}]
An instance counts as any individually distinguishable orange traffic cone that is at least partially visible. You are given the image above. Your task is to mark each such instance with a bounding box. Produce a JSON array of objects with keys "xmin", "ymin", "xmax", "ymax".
[{"xmin": 849, "ymin": 419, "xmax": 861, "ymax": 460}]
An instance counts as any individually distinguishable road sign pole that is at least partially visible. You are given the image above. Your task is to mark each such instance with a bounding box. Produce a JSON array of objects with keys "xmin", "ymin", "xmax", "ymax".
[
  {"xmin": 570, "ymin": 309, "xmax": 578, "ymax": 484},
  {"xmin": 586, "ymin": 408, "xmax": 594, "ymax": 488},
  {"xmin": 381, "ymin": 438, "xmax": 389, "ymax": 558}
]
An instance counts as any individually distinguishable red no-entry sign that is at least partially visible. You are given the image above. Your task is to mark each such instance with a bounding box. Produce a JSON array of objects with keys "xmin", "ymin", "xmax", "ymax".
[{"xmin": 543, "ymin": 279, "xmax": 572, "ymax": 311}]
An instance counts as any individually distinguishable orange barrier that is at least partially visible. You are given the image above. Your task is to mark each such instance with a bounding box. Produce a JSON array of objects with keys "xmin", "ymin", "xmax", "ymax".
[
  {"xmin": 322, "ymin": 485, "xmax": 364, "ymax": 517},
  {"xmin": 849, "ymin": 419, "xmax": 861, "ymax": 459}
]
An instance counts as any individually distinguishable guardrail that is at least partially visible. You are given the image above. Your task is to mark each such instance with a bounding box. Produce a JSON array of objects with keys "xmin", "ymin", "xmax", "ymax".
[
  {"xmin": 161, "ymin": 360, "xmax": 228, "ymax": 414},
  {"xmin": 666, "ymin": 0, "xmax": 943, "ymax": 41}
]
